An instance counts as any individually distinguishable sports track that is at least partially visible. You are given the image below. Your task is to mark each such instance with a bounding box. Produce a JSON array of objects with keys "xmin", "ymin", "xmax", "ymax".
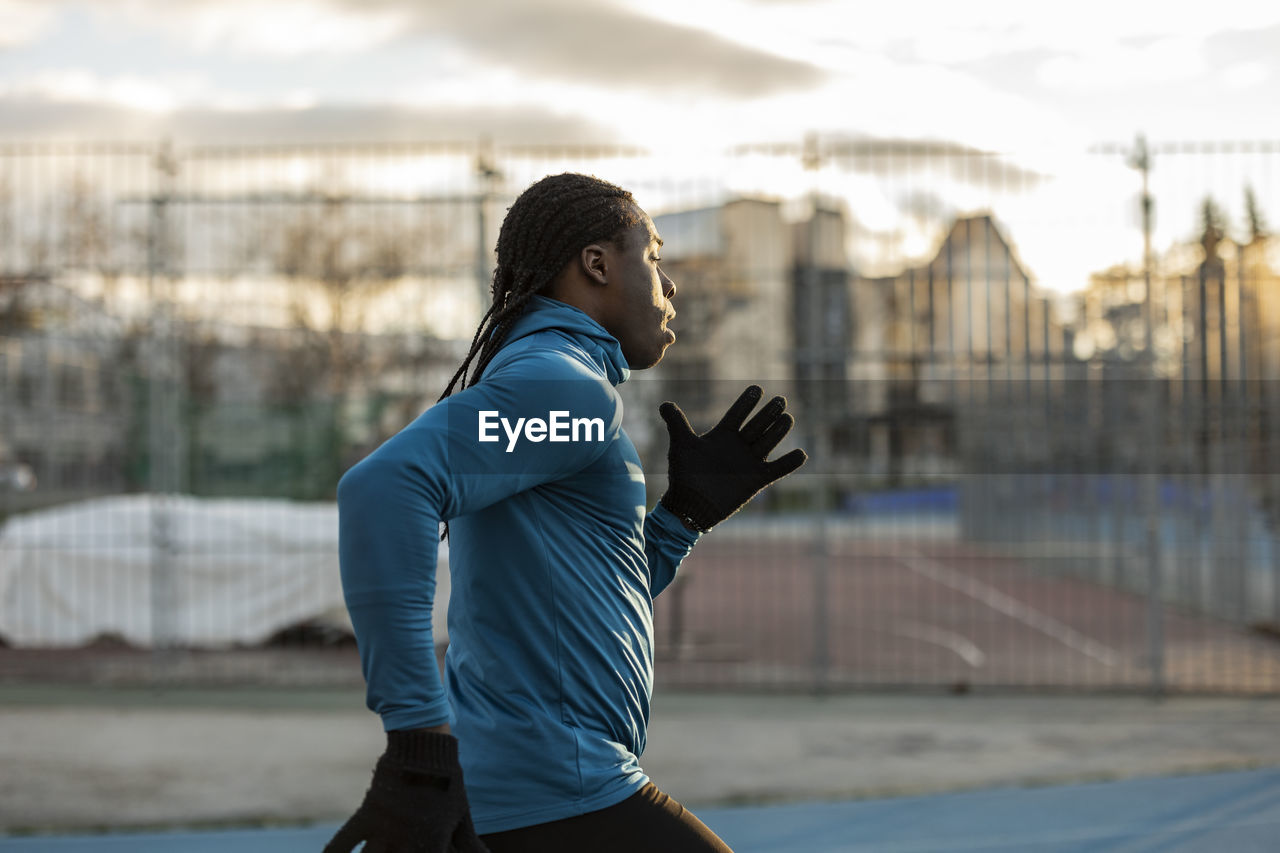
[
  {"xmin": 4, "ymin": 769, "xmax": 1278, "ymax": 851},
  {"xmin": 654, "ymin": 532, "xmax": 1280, "ymax": 693},
  {"xmin": 1, "ymin": 525, "xmax": 1276, "ymax": 692},
  {"xmin": 3, "ymin": 528, "xmax": 1280, "ymax": 850}
]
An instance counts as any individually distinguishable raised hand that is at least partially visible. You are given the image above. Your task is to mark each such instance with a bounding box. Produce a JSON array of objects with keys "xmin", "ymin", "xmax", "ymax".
[{"xmin": 658, "ymin": 385, "xmax": 807, "ymax": 532}]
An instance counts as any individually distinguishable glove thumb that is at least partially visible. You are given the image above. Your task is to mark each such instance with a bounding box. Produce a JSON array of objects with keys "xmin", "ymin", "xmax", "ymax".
[
  {"xmin": 764, "ymin": 447, "xmax": 808, "ymax": 484},
  {"xmin": 323, "ymin": 815, "xmax": 365, "ymax": 853},
  {"xmin": 659, "ymin": 401, "xmax": 697, "ymax": 443},
  {"xmin": 451, "ymin": 813, "xmax": 492, "ymax": 852}
]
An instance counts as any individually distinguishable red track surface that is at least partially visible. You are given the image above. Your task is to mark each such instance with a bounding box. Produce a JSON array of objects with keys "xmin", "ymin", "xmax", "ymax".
[
  {"xmin": 654, "ymin": 537, "xmax": 1280, "ymax": 693},
  {"xmin": 3, "ymin": 537, "xmax": 1278, "ymax": 693}
]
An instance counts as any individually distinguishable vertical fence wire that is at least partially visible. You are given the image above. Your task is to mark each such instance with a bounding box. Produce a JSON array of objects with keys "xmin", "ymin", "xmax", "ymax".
[{"xmin": 0, "ymin": 140, "xmax": 1279, "ymax": 692}]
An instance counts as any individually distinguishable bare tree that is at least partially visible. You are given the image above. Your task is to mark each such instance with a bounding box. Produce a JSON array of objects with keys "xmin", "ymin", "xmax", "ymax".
[
  {"xmin": 0, "ymin": 275, "xmax": 40, "ymax": 333},
  {"xmin": 0, "ymin": 175, "xmax": 13, "ymax": 275},
  {"xmin": 1245, "ymin": 187, "xmax": 1268, "ymax": 244},
  {"xmin": 182, "ymin": 326, "xmax": 222, "ymax": 495},
  {"xmin": 275, "ymin": 196, "xmax": 409, "ymax": 396},
  {"xmin": 0, "ymin": 180, "xmax": 37, "ymax": 333},
  {"xmin": 271, "ymin": 195, "xmax": 417, "ymax": 495},
  {"xmin": 59, "ymin": 175, "xmax": 112, "ymax": 271},
  {"xmin": 1200, "ymin": 197, "xmax": 1226, "ymax": 269}
]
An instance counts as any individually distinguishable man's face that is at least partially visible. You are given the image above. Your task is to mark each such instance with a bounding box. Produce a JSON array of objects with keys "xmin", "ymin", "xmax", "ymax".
[{"xmin": 599, "ymin": 208, "xmax": 677, "ymax": 369}]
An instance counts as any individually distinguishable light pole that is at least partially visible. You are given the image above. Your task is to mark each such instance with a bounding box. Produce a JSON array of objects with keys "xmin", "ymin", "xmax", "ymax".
[{"xmin": 1130, "ymin": 134, "xmax": 1164, "ymax": 695}]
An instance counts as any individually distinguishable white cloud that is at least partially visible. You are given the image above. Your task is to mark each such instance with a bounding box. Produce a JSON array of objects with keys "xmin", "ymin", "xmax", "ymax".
[
  {"xmin": 0, "ymin": 92, "xmax": 618, "ymax": 146},
  {"xmin": 1037, "ymin": 36, "xmax": 1209, "ymax": 92},
  {"xmin": 95, "ymin": 0, "xmax": 825, "ymax": 97},
  {"xmin": 113, "ymin": 0, "xmax": 413, "ymax": 56},
  {"xmin": 0, "ymin": 0, "xmax": 56, "ymax": 48},
  {"xmin": 0, "ymin": 68, "xmax": 330, "ymax": 117},
  {"xmin": 1220, "ymin": 61, "xmax": 1271, "ymax": 90},
  {"xmin": 0, "ymin": 68, "xmax": 216, "ymax": 112},
  {"xmin": 737, "ymin": 0, "xmax": 1280, "ymax": 58}
]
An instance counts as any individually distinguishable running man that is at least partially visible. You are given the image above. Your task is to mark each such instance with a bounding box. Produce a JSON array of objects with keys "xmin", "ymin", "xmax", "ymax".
[{"xmin": 327, "ymin": 173, "xmax": 806, "ymax": 853}]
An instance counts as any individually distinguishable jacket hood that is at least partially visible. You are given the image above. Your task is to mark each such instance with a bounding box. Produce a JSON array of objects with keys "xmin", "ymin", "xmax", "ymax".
[{"xmin": 497, "ymin": 295, "xmax": 630, "ymax": 386}]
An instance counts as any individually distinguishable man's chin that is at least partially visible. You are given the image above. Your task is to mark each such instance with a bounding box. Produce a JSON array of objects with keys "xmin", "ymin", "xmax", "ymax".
[{"xmin": 628, "ymin": 341, "xmax": 672, "ymax": 370}]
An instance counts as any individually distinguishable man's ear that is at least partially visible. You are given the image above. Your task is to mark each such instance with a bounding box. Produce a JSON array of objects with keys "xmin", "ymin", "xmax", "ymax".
[{"xmin": 580, "ymin": 243, "xmax": 608, "ymax": 286}]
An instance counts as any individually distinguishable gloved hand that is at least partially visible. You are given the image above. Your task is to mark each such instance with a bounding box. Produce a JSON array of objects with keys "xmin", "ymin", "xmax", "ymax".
[
  {"xmin": 325, "ymin": 729, "xmax": 489, "ymax": 853},
  {"xmin": 659, "ymin": 385, "xmax": 807, "ymax": 532}
]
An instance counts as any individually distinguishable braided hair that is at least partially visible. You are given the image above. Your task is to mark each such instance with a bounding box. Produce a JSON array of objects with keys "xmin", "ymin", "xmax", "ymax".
[
  {"xmin": 436, "ymin": 174, "xmax": 640, "ymax": 541},
  {"xmin": 438, "ymin": 172, "xmax": 642, "ymax": 402}
]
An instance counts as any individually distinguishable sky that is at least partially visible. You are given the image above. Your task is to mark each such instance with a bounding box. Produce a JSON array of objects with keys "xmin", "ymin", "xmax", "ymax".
[{"xmin": 2, "ymin": 0, "xmax": 1279, "ymax": 294}]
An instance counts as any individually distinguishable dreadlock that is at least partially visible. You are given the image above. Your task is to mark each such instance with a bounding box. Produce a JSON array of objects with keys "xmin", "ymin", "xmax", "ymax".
[
  {"xmin": 438, "ymin": 173, "xmax": 641, "ymax": 402},
  {"xmin": 437, "ymin": 174, "xmax": 640, "ymax": 540}
]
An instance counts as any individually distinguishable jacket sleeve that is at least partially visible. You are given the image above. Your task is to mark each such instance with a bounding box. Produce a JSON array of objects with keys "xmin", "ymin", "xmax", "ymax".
[
  {"xmin": 337, "ymin": 351, "xmax": 622, "ymax": 731},
  {"xmin": 644, "ymin": 502, "xmax": 701, "ymax": 598}
]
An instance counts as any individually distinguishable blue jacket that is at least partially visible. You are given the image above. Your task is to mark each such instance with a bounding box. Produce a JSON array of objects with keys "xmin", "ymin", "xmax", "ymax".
[{"xmin": 337, "ymin": 295, "xmax": 700, "ymax": 833}]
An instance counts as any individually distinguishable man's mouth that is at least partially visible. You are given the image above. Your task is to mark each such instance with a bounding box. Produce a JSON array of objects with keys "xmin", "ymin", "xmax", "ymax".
[{"xmin": 661, "ymin": 312, "xmax": 677, "ymax": 343}]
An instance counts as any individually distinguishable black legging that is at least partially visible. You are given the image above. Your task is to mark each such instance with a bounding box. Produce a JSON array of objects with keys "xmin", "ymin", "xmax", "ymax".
[{"xmin": 479, "ymin": 783, "xmax": 734, "ymax": 853}]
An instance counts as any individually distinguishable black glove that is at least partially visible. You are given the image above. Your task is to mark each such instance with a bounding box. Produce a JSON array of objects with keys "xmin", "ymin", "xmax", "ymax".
[
  {"xmin": 325, "ymin": 730, "xmax": 488, "ymax": 853},
  {"xmin": 659, "ymin": 385, "xmax": 807, "ymax": 532}
]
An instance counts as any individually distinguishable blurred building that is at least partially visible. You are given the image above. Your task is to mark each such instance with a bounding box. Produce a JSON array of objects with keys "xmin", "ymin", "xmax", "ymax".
[
  {"xmin": 0, "ymin": 274, "xmax": 133, "ymax": 513},
  {"xmin": 651, "ymin": 198, "xmax": 794, "ymax": 425},
  {"xmin": 654, "ymin": 200, "xmax": 1069, "ymax": 493},
  {"xmin": 652, "ymin": 197, "xmax": 859, "ymax": 498},
  {"xmin": 175, "ymin": 323, "xmax": 466, "ymax": 500},
  {"xmin": 1078, "ymin": 228, "xmax": 1280, "ymax": 383},
  {"xmin": 1070, "ymin": 228, "xmax": 1280, "ymax": 541},
  {"xmin": 1074, "ymin": 228, "xmax": 1280, "ymax": 403},
  {"xmin": 792, "ymin": 199, "xmax": 856, "ymax": 440},
  {"xmin": 654, "ymin": 198, "xmax": 793, "ymax": 376},
  {"xmin": 0, "ymin": 267, "xmax": 469, "ymax": 510},
  {"xmin": 857, "ymin": 215, "xmax": 1068, "ymax": 485}
]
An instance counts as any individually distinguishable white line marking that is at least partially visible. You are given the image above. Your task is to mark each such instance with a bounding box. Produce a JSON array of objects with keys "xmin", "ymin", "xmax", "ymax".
[
  {"xmin": 897, "ymin": 552, "xmax": 1121, "ymax": 668},
  {"xmin": 892, "ymin": 620, "xmax": 987, "ymax": 668}
]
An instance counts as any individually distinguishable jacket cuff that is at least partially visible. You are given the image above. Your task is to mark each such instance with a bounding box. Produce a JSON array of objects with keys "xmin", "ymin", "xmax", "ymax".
[
  {"xmin": 652, "ymin": 497, "xmax": 709, "ymax": 541},
  {"xmin": 385, "ymin": 729, "xmax": 459, "ymax": 768},
  {"xmin": 659, "ymin": 485, "xmax": 722, "ymax": 533}
]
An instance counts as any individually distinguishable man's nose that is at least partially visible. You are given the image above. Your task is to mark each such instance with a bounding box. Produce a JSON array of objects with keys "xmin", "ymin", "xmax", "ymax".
[{"xmin": 661, "ymin": 270, "xmax": 676, "ymax": 299}]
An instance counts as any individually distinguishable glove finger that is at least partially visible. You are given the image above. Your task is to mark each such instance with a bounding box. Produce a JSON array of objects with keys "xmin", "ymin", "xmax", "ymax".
[
  {"xmin": 460, "ymin": 837, "xmax": 492, "ymax": 853},
  {"xmin": 762, "ymin": 448, "xmax": 808, "ymax": 484},
  {"xmin": 740, "ymin": 396, "xmax": 786, "ymax": 445},
  {"xmin": 323, "ymin": 816, "xmax": 366, "ymax": 853},
  {"xmin": 451, "ymin": 815, "xmax": 492, "ymax": 852},
  {"xmin": 752, "ymin": 411, "xmax": 794, "ymax": 455},
  {"xmin": 713, "ymin": 385, "xmax": 762, "ymax": 433},
  {"xmin": 659, "ymin": 401, "xmax": 697, "ymax": 442},
  {"xmin": 413, "ymin": 826, "xmax": 454, "ymax": 853}
]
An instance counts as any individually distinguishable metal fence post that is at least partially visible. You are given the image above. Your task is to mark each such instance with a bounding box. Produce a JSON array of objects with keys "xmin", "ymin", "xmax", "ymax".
[
  {"xmin": 802, "ymin": 137, "xmax": 832, "ymax": 693},
  {"xmin": 1133, "ymin": 137, "xmax": 1165, "ymax": 695},
  {"xmin": 147, "ymin": 141, "xmax": 181, "ymax": 659}
]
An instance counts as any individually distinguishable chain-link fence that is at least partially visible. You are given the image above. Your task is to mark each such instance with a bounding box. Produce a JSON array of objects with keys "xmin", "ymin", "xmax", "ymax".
[{"xmin": 2, "ymin": 138, "xmax": 1279, "ymax": 693}]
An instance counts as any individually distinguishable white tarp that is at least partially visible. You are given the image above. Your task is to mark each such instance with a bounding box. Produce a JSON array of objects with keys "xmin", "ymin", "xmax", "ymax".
[{"xmin": 0, "ymin": 494, "xmax": 449, "ymax": 648}]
